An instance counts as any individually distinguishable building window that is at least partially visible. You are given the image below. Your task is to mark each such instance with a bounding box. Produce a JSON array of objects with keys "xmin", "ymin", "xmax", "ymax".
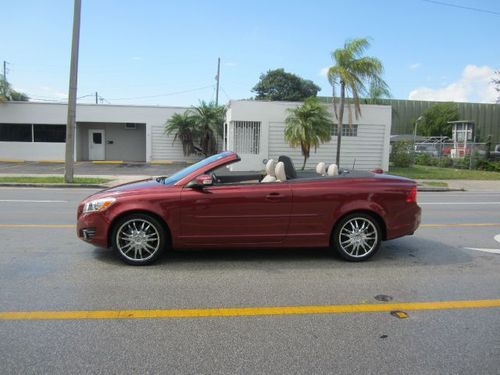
[
  {"xmin": 33, "ymin": 124, "xmax": 66, "ymax": 143},
  {"xmin": 233, "ymin": 121, "xmax": 261, "ymax": 154},
  {"xmin": 331, "ymin": 124, "xmax": 358, "ymax": 137},
  {"xmin": 0, "ymin": 123, "xmax": 32, "ymax": 142}
]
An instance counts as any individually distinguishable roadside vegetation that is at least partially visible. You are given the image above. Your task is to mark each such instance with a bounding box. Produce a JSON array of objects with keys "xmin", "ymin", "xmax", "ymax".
[
  {"xmin": 0, "ymin": 176, "xmax": 110, "ymax": 184},
  {"xmin": 165, "ymin": 101, "xmax": 225, "ymax": 157},
  {"xmin": 327, "ymin": 37, "xmax": 390, "ymax": 165},
  {"xmin": 284, "ymin": 97, "xmax": 332, "ymax": 170},
  {"xmin": 389, "ymin": 165, "xmax": 500, "ymax": 180}
]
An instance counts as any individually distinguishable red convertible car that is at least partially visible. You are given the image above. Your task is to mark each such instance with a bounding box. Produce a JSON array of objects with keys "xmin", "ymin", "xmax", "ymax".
[{"xmin": 77, "ymin": 151, "xmax": 421, "ymax": 265}]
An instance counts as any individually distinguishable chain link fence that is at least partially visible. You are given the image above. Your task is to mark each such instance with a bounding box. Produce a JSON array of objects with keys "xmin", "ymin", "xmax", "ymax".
[{"xmin": 413, "ymin": 142, "xmax": 489, "ymax": 170}]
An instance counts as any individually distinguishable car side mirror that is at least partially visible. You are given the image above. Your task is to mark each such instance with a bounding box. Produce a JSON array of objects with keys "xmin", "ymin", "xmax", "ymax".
[{"xmin": 189, "ymin": 174, "xmax": 213, "ymax": 188}]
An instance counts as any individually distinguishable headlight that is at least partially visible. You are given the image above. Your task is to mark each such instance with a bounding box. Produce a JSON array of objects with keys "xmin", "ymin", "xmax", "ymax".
[{"xmin": 83, "ymin": 197, "xmax": 116, "ymax": 213}]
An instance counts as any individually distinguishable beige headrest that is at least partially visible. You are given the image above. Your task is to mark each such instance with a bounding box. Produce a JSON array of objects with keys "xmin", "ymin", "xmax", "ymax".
[
  {"xmin": 316, "ymin": 162, "xmax": 326, "ymax": 176},
  {"xmin": 265, "ymin": 159, "xmax": 276, "ymax": 176},
  {"xmin": 275, "ymin": 162, "xmax": 286, "ymax": 182},
  {"xmin": 327, "ymin": 163, "xmax": 338, "ymax": 176}
]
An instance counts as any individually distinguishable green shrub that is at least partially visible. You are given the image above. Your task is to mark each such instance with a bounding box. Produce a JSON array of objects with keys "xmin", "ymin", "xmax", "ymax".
[
  {"xmin": 415, "ymin": 153, "xmax": 432, "ymax": 166},
  {"xmin": 452, "ymin": 155, "xmax": 471, "ymax": 169},
  {"xmin": 437, "ymin": 156, "xmax": 453, "ymax": 168},
  {"xmin": 390, "ymin": 141, "xmax": 413, "ymax": 167},
  {"xmin": 476, "ymin": 159, "xmax": 500, "ymax": 172}
]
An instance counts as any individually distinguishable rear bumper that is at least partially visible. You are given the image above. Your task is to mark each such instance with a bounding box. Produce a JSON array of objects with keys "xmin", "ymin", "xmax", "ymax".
[
  {"xmin": 386, "ymin": 204, "xmax": 421, "ymax": 240},
  {"xmin": 77, "ymin": 212, "xmax": 111, "ymax": 248}
]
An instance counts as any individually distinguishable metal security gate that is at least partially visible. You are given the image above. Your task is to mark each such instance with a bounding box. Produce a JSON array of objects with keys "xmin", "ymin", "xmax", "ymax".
[{"xmin": 233, "ymin": 121, "xmax": 261, "ymax": 155}]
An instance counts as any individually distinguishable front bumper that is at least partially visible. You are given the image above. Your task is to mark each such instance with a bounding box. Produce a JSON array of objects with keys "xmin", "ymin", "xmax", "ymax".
[{"xmin": 77, "ymin": 212, "xmax": 111, "ymax": 248}]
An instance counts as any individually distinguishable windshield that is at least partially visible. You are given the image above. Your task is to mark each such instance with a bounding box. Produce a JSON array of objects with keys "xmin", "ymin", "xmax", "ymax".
[{"xmin": 161, "ymin": 152, "xmax": 233, "ymax": 185}]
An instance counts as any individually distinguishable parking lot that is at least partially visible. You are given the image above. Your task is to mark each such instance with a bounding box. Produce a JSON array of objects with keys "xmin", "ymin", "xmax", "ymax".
[{"xmin": 1, "ymin": 187, "xmax": 499, "ymax": 374}]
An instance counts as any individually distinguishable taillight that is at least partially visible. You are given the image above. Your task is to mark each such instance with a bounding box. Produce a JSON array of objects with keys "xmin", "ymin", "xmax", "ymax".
[{"xmin": 406, "ymin": 186, "xmax": 417, "ymax": 203}]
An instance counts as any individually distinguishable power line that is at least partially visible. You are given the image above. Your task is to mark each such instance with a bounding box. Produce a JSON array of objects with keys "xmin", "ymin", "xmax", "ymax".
[
  {"xmin": 421, "ymin": 0, "xmax": 500, "ymax": 16},
  {"xmin": 108, "ymin": 85, "xmax": 215, "ymax": 101}
]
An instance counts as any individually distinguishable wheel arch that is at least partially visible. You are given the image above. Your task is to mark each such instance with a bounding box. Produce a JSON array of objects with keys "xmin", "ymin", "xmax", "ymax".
[
  {"xmin": 107, "ymin": 209, "xmax": 172, "ymax": 248},
  {"xmin": 330, "ymin": 209, "xmax": 387, "ymax": 244}
]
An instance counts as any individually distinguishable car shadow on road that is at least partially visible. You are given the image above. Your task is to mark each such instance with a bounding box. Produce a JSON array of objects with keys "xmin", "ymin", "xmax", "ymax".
[{"xmin": 91, "ymin": 235, "xmax": 474, "ymax": 270}]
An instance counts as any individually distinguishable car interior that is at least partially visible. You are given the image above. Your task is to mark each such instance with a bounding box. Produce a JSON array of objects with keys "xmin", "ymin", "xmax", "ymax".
[{"xmin": 205, "ymin": 155, "xmax": 359, "ymax": 186}]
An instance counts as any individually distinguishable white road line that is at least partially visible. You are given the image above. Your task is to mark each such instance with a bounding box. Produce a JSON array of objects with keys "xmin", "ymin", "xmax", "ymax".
[
  {"xmin": 418, "ymin": 202, "xmax": 500, "ymax": 205},
  {"xmin": 463, "ymin": 247, "xmax": 500, "ymax": 255},
  {"xmin": 0, "ymin": 199, "xmax": 68, "ymax": 203}
]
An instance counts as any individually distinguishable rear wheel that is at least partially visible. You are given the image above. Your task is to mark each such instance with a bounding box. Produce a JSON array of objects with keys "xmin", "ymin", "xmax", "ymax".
[
  {"xmin": 111, "ymin": 214, "xmax": 166, "ymax": 266},
  {"xmin": 332, "ymin": 213, "xmax": 382, "ymax": 261}
]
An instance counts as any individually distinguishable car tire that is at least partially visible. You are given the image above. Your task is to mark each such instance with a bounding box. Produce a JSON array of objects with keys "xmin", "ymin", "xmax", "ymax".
[
  {"xmin": 111, "ymin": 213, "xmax": 167, "ymax": 266},
  {"xmin": 332, "ymin": 213, "xmax": 382, "ymax": 262}
]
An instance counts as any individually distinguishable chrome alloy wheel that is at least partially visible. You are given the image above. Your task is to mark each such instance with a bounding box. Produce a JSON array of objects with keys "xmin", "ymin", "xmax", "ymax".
[
  {"xmin": 116, "ymin": 218, "xmax": 160, "ymax": 262},
  {"xmin": 338, "ymin": 217, "xmax": 378, "ymax": 258}
]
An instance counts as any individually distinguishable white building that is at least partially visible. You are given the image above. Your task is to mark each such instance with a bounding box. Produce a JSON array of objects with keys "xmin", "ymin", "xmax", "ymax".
[
  {"xmin": 0, "ymin": 102, "xmax": 195, "ymax": 163},
  {"xmin": 0, "ymin": 100, "xmax": 391, "ymax": 170},
  {"xmin": 226, "ymin": 100, "xmax": 391, "ymax": 171}
]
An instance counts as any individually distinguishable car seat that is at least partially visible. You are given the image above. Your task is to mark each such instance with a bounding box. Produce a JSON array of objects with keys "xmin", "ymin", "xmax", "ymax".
[
  {"xmin": 316, "ymin": 162, "xmax": 326, "ymax": 176},
  {"xmin": 261, "ymin": 159, "xmax": 277, "ymax": 183},
  {"xmin": 278, "ymin": 155, "xmax": 297, "ymax": 179},
  {"xmin": 327, "ymin": 163, "xmax": 338, "ymax": 176},
  {"xmin": 275, "ymin": 162, "xmax": 287, "ymax": 182}
]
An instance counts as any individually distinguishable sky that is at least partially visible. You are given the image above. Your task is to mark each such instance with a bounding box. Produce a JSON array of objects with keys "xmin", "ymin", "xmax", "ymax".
[{"xmin": 2, "ymin": 0, "xmax": 499, "ymax": 106}]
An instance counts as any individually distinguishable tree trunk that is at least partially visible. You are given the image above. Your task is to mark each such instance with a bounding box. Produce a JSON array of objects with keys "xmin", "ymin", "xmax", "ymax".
[
  {"xmin": 335, "ymin": 83, "xmax": 345, "ymax": 166},
  {"xmin": 302, "ymin": 155, "xmax": 307, "ymax": 170}
]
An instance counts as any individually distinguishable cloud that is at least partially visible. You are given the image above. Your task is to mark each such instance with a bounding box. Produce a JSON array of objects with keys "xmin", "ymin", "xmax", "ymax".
[
  {"xmin": 319, "ymin": 67, "xmax": 329, "ymax": 77},
  {"xmin": 224, "ymin": 61, "xmax": 237, "ymax": 67},
  {"xmin": 409, "ymin": 63, "xmax": 421, "ymax": 70},
  {"xmin": 408, "ymin": 65, "xmax": 497, "ymax": 103}
]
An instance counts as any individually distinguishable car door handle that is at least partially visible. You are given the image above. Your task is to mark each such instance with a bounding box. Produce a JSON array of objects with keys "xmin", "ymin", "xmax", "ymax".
[{"xmin": 266, "ymin": 192, "xmax": 285, "ymax": 201}]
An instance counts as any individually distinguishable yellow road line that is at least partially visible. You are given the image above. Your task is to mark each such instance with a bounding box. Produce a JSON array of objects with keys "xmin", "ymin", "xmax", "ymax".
[
  {"xmin": 1, "ymin": 299, "xmax": 499, "ymax": 321},
  {"xmin": 0, "ymin": 224, "xmax": 74, "ymax": 228},
  {"xmin": 421, "ymin": 223, "xmax": 500, "ymax": 228},
  {"xmin": 92, "ymin": 160, "xmax": 123, "ymax": 164}
]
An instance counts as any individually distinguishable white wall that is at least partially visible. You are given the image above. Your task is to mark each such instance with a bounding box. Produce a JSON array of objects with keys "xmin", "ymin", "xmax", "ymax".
[
  {"xmin": 0, "ymin": 102, "xmax": 198, "ymax": 162},
  {"xmin": 0, "ymin": 142, "xmax": 65, "ymax": 161},
  {"xmin": 226, "ymin": 100, "xmax": 392, "ymax": 171}
]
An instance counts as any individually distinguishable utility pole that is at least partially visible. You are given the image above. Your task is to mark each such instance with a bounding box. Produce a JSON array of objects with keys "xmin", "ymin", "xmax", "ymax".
[
  {"xmin": 64, "ymin": 0, "xmax": 81, "ymax": 183},
  {"xmin": 215, "ymin": 57, "xmax": 220, "ymax": 106},
  {"xmin": 95, "ymin": 91, "xmax": 98, "ymax": 104}
]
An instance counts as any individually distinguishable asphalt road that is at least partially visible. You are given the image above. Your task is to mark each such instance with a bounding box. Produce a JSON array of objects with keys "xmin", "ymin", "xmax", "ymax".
[{"xmin": 0, "ymin": 187, "xmax": 499, "ymax": 374}]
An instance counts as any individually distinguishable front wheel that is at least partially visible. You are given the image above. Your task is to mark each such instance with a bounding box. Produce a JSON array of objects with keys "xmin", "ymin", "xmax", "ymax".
[
  {"xmin": 332, "ymin": 213, "xmax": 382, "ymax": 261},
  {"xmin": 111, "ymin": 214, "xmax": 167, "ymax": 266}
]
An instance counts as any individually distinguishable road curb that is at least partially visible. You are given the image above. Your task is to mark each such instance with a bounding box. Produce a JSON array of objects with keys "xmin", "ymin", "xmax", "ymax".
[{"xmin": 0, "ymin": 183, "xmax": 108, "ymax": 189}]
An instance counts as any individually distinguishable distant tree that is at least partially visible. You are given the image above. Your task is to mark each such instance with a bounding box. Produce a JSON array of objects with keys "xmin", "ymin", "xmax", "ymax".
[
  {"xmin": 327, "ymin": 38, "xmax": 389, "ymax": 166},
  {"xmin": 0, "ymin": 74, "xmax": 29, "ymax": 102},
  {"xmin": 418, "ymin": 102, "xmax": 459, "ymax": 137},
  {"xmin": 165, "ymin": 101, "xmax": 225, "ymax": 157},
  {"xmin": 252, "ymin": 68, "xmax": 321, "ymax": 101},
  {"xmin": 493, "ymin": 70, "xmax": 500, "ymax": 103},
  {"xmin": 164, "ymin": 112, "xmax": 198, "ymax": 156},
  {"xmin": 284, "ymin": 97, "xmax": 332, "ymax": 170}
]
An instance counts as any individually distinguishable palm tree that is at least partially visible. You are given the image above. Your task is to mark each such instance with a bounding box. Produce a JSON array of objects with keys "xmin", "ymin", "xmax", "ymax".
[
  {"xmin": 327, "ymin": 38, "xmax": 388, "ymax": 166},
  {"xmin": 190, "ymin": 101, "xmax": 225, "ymax": 156},
  {"xmin": 284, "ymin": 97, "xmax": 332, "ymax": 170},
  {"xmin": 164, "ymin": 112, "xmax": 198, "ymax": 156}
]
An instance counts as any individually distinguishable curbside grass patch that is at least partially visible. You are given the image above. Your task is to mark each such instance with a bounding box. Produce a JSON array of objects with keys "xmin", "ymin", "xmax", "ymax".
[
  {"xmin": 0, "ymin": 176, "xmax": 110, "ymax": 184},
  {"xmin": 389, "ymin": 165, "xmax": 500, "ymax": 180}
]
